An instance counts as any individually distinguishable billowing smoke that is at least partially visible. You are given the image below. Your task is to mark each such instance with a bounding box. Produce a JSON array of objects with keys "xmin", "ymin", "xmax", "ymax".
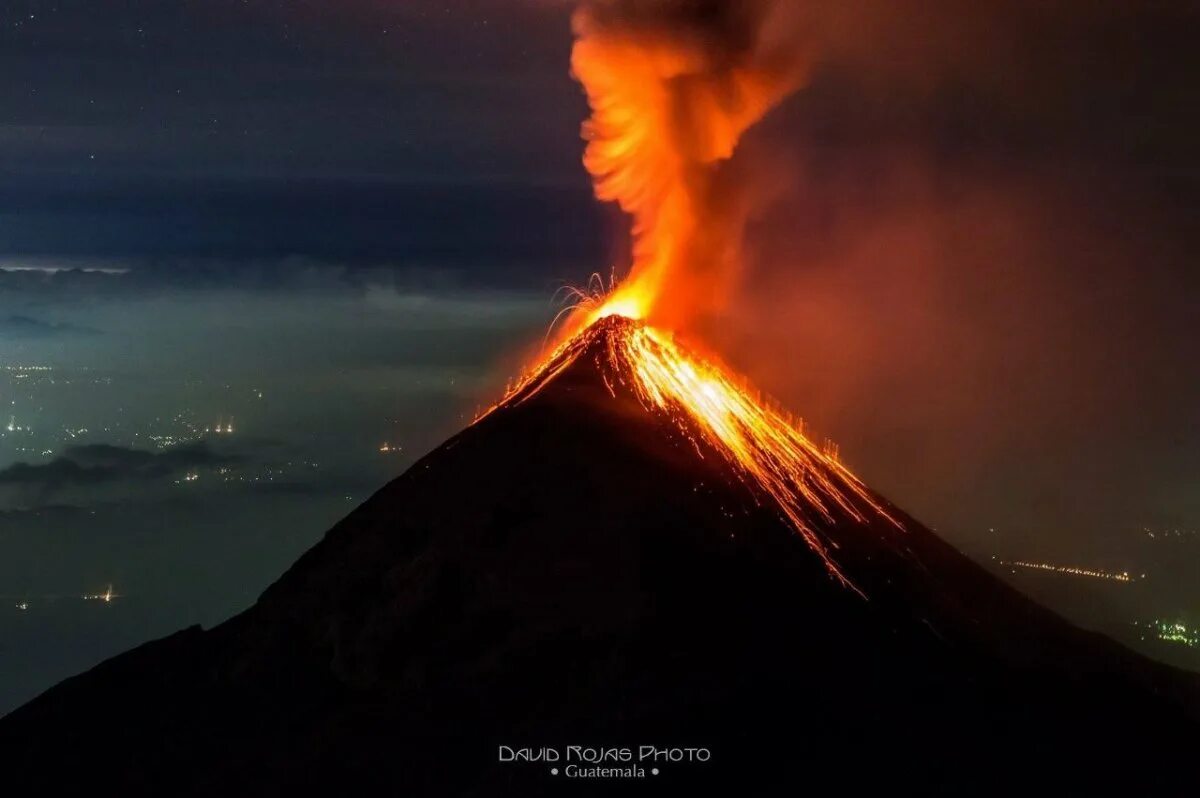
[
  {"xmin": 570, "ymin": 0, "xmax": 813, "ymax": 332},
  {"xmin": 566, "ymin": 0, "xmax": 1200, "ymax": 579}
]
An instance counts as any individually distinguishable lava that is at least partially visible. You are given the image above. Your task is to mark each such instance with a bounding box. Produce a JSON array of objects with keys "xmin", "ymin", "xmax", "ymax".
[
  {"xmin": 485, "ymin": 3, "xmax": 897, "ymax": 588},
  {"xmin": 487, "ymin": 317, "xmax": 899, "ymax": 591}
]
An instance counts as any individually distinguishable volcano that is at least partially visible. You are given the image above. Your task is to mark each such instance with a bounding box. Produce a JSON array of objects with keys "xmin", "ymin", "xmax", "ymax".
[{"xmin": 2, "ymin": 316, "xmax": 1197, "ymax": 795}]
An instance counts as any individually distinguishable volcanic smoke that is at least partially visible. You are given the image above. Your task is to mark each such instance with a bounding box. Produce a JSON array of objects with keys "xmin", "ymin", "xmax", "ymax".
[
  {"xmin": 564, "ymin": 0, "xmax": 812, "ymax": 334},
  {"xmin": 486, "ymin": 2, "xmax": 899, "ymax": 589}
]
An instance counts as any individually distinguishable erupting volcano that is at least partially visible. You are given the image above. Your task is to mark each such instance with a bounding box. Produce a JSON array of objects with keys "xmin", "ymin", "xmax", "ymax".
[
  {"xmin": 494, "ymin": 0, "xmax": 895, "ymax": 590},
  {"xmin": 489, "ymin": 316, "xmax": 899, "ymax": 592},
  {"xmin": 4, "ymin": 301, "xmax": 1198, "ymax": 793},
  {"xmin": 2, "ymin": 1, "xmax": 1198, "ymax": 795}
]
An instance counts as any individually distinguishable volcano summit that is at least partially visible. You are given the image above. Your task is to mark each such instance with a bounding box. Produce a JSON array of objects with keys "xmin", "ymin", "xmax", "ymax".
[{"xmin": 1, "ymin": 316, "xmax": 1197, "ymax": 795}]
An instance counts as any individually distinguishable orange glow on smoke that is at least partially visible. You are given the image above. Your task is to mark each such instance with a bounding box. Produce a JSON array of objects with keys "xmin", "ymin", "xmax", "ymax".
[
  {"xmin": 482, "ymin": 4, "xmax": 899, "ymax": 589},
  {"xmin": 560, "ymin": 4, "xmax": 807, "ymax": 336}
]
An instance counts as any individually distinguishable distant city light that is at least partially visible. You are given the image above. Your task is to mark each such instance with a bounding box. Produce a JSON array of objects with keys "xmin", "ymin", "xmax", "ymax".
[
  {"xmin": 1141, "ymin": 526, "xmax": 1198, "ymax": 541},
  {"xmin": 81, "ymin": 585, "xmax": 118, "ymax": 603},
  {"xmin": 210, "ymin": 417, "xmax": 235, "ymax": 435},
  {"xmin": 1135, "ymin": 620, "xmax": 1199, "ymax": 649},
  {"xmin": 999, "ymin": 560, "xmax": 1136, "ymax": 583}
]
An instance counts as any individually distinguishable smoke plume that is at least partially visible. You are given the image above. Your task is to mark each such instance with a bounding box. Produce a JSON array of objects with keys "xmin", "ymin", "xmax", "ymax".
[{"xmin": 570, "ymin": 0, "xmax": 812, "ymax": 331}]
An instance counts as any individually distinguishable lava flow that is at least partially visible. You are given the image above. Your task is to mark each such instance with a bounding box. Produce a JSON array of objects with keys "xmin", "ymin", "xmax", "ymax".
[
  {"xmin": 484, "ymin": 2, "xmax": 898, "ymax": 588},
  {"xmin": 486, "ymin": 316, "xmax": 899, "ymax": 591}
]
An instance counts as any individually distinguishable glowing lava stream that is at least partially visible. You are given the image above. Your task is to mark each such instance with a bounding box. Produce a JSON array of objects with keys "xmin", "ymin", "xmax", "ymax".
[
  {"xmin": 482, "ymin": 316, "xmax": 901, "ymax": 592},
  {"xmin": 479, "ymin": 2, "xmax": 902, "ymax": 591}
]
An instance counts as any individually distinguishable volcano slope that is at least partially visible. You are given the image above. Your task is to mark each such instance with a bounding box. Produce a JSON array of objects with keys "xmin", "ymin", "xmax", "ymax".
[{"xmin": 2, "ymin": 316, "xmax": 1197, "ymax": 795}]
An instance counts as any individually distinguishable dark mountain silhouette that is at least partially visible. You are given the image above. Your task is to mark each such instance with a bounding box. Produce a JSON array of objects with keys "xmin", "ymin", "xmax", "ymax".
[{"xmin": 2, "ymin": 316, "xmax": 1197, "ymax": 795}]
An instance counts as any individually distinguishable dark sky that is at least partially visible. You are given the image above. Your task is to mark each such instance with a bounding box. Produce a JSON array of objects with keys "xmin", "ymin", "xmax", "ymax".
[
  {"xmin": 3, "ymin": 1, "xmax": 1194, "ymax": 276},
  {"xmin": 1, "ymin": 0, "xmax": 1198, "ymax": 709},
  {"xmin": 0, "ymin": 0, "xmax": 607, "ymax": 279}
]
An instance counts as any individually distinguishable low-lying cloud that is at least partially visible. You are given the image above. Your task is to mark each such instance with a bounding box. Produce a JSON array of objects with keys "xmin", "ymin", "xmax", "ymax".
[
  {"xmin": 0, "ymin": 314, "xmax": 101, "ymax": 339},
  {"xmin": 0, "ymin": 443, "xmax": 241, "ymax": 490}
]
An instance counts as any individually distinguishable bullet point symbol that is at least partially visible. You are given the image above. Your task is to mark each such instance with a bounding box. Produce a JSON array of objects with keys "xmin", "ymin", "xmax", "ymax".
[
  {"xmin": 550, "ymin": 768, "xmax": 559, "ymax": 775},
  {"xmin": 652, "ymin": 768, "xmax": 660, "ymax": 775}
]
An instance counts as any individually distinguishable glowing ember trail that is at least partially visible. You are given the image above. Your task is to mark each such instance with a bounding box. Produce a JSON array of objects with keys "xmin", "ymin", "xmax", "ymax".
[{"xmin": 485, "ymin": 317, "xmax": 900, "ymax": 591}]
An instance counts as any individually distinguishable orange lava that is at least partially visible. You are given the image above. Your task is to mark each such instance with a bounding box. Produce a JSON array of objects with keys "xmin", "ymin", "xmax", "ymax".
[
  {"xmin": 483, "ymin": 5, "xmax": 897, "ymax": 589},
  {"xmin": 486, "ymin": 317, "xmax": 900, "ymax": 591}
]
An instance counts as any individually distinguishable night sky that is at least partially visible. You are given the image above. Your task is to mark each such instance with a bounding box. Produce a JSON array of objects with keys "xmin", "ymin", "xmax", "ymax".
[
  {"xmin": 0, "ymin": 1, "xmax": 607, "ymax": 274},
  {"xmin": 2, "ymin": 1, "xmax": 1198, "ymax": 712}
]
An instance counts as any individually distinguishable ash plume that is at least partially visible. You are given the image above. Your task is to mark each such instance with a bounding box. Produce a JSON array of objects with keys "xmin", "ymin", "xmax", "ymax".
[{"xmin": 569, "ymin": 0, "xmax": 814, "ymax": 332}]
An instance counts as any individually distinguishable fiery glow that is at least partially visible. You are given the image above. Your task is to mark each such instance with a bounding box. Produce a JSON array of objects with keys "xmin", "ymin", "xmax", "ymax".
[
  {"xmin": 488, "ymin": 317, "xmax": 899, "ymax": 591},
  {"xmin": 480, "ymin": 3, "xmax": 895, "ymax": 589},
  {"xmin": 560, "ymin": 1, "xmax": 810, "ymax": 337}
]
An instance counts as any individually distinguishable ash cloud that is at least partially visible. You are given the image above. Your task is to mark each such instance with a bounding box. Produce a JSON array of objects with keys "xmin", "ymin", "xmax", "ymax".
[
  {"xmin": 569, "ymin": 0, "xmax": 816, "ymax": 330},
  {"xmin": 577, "ymin": 0, "xmax": 802, "ymax": 61},
  {"xmin": 559, "ymin": 1, "xmax": 1200, "ymax": 556},
  {"xmin": 685, "ymin": 1, "xmax": 1200, "ymax": 555}
]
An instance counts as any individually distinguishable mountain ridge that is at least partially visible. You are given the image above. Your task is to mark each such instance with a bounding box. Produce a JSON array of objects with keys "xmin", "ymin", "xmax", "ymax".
[{"xmin": 2, "ymin": 316, "xmax": 1197, "ymax": 795}]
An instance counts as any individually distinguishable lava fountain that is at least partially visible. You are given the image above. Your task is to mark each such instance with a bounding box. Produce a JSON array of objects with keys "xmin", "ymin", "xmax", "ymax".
[{"xmin": 485, "ymin": 1, "xmax": 899, "ymax": 589}]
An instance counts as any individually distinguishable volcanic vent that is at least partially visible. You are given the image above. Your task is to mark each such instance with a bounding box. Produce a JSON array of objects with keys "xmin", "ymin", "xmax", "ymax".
[{"xmin": 3, "ymin": 312, "xmax": 1198, "ymax": 796}]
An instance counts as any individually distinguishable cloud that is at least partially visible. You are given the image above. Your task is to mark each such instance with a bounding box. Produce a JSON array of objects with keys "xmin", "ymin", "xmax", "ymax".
[
  {"xmin": 0, "ymin": 314, "xmax": 101, "ymax": 339},
  {"xmin": 0, "ymin": 443, "xmax": 240, "ymax": 489}
]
